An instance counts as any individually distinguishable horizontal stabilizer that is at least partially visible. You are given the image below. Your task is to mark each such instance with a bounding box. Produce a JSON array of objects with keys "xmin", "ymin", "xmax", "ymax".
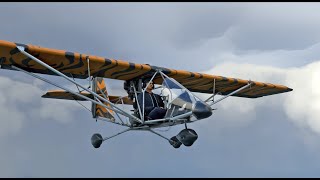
[{"xmin": 41, "ymin": 90, "xmax": 133, "ymax": 105}]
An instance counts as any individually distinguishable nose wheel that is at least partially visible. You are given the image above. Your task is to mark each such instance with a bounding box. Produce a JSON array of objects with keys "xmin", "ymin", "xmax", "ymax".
[
  {"xmin": 176, "ymin": 128, "xmax": 198, "ymax": 147},
  {"xmin": 169, "ymin": 128, "xmax": 198, "ymax": 148},
  {"xmin": 169, "ymin": 136, "xmax": 182, "ymax": 148}
]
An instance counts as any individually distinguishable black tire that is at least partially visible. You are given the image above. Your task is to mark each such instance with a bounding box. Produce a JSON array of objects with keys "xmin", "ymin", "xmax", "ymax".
[
  {"xmin": 91, "ymin": 133, "xmax": 103, "ymax": 148},
  {"xmin": 169, "ymin": 136, "xmax": 182, "ymax": 148},
  {"xmin": 176, "ymin": 129, "xmax": 198, "ymax": 147}
]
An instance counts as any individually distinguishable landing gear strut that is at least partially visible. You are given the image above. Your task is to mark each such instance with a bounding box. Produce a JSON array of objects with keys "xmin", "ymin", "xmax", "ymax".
[
  {"xmin": 169, "ymin": 128, "xmax": 198, "ymax": 148},
  {"xmin": 91, "ymin": 128, "xmax": 131, "ymax": 148}
]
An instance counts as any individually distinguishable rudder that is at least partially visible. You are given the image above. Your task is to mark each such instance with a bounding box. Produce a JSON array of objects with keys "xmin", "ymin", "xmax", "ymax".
[{"xmin": 91, "ymin": 77, "xmax": 115, "ymax": 122}]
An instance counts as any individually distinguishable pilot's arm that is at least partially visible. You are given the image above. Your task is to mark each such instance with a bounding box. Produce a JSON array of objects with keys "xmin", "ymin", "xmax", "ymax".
[{"xmin": 156, "ymin": 94, "xmax": 165, "ymax": 108}]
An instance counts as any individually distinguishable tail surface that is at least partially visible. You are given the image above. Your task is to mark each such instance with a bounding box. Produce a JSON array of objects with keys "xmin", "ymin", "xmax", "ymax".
[
  {"xmin": 42, "ymin": 78, "xmax": 134, "ymax": 122},
  {"xmin": 91, "ymin": 77, "xmax": 115, "ymax": 121}
]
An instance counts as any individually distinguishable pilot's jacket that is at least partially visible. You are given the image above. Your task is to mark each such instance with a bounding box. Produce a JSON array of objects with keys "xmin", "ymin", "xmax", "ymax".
[{"xmin": 137, "ymin": 91, "xmax": 164, "ymax": 116}]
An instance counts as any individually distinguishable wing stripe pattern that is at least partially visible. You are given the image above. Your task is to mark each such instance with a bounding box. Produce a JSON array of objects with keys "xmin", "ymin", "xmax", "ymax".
[
  {"xmin": 0, "ymin": 40, "xmax": 292, "ymax": 98},
  {"xmin": 58, "ymin": 52, "xmax": 84, "ymax": 72}
]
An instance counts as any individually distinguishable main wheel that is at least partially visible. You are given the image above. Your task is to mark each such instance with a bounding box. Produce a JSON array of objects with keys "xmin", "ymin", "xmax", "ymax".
[
  {"xmin": 176, "ymin": 129, "xmax": 198, "ymax": 147},
  {"xmin": 169, "ymin": 136, "xmax": 182, "ymax": 148},
  {"xmin": 91, "ymin": 133, "xmax": 103, "ymax": 148}
]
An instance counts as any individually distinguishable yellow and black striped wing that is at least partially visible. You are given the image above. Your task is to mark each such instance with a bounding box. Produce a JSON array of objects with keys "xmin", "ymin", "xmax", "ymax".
[
  {"xmin": 0, "ymin": 40, "xmax": 152, "ymax": 80},
  {"xmin": 152, "ymin": 69, "xmax": 293, "ymax": 98},
  {"xmin": 0, "ymin": 40, "xmax": 292, "ymax": 98}
]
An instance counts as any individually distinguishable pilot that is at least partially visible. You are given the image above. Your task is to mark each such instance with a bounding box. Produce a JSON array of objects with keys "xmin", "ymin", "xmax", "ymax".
[{"xmin": 137, "ymin": 80, "xmax": 167, "ymax": 120}]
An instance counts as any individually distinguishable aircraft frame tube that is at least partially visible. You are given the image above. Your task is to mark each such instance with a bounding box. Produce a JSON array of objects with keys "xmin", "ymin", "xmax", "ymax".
[
  {"xmin": 102, "ymin": 128, "xmax": 131, "ymax": 141},
  {"xmin": 159, "ymin": 71, "xmax": 203, "ymax": 102},
  {"xmin": 17, "ymin": 46, "xmax": 142, "ymax": 124},
  {"xmin": 148, "ymin": 129, "xmax": 172, "ymax": 142},
  {"xmin": 141, "ymin": 71, "xmax": 158, "ymax": 122},
  {"xmin": 96, "ymin": 85, "xmax": 125, "ymax": 125},
  {"xmin": 209, "ymin": 82, "xmax": 252, "ymax": 107},
  {"xmin": 11, "ymin": 65, "xmax": 132, "ymax": 126},
  {"xmin": 132, "ymin": 82, "xmax": 143, "ymax": 121}
]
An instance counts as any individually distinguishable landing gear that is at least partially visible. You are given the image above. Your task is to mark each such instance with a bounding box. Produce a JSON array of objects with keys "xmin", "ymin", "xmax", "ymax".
[
  {"xmin": 176, "ymin": 129, "xmax": 198, "ymax": 147},
  {"xmin": 169, "ymin": 136, "xmax": 182, "ymax": 148},
  {"xmin": 90, "ymin": 126, "xmax": 197, "ymax": 149},
  {"xmin": 91, "ymin": 133, "xmax": 103, "ymax": 148},
  {"xmin": 169, "ymin": 128, "xmax": 198, "ymax": 148},
  {"xmin": 169, "ymin": 121, "xmax": 198, "ymax": 148},
  {"xmin": 91, "ymin": 128, "xmax": 132, "ymax": 149}
]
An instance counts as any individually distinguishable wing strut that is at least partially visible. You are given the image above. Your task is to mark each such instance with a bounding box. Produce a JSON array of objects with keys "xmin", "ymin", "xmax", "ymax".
[
  {"xmin": 16, "ymin": 46, "xmax": 143, "ymax": 124},
  {"xmin": 11, "ymin": 65, "xmax": 130, "ymax": 126},
  {"xmin": 209, "ymin": 81, "xmax": 253, "ymax": 107},
  {"xmin": 204, "ymin": 78, "xmax": 216, "ymax": 102},
  {"xmin": 86, "ymin": 57, "xmax": 92, "ymax": 89}
]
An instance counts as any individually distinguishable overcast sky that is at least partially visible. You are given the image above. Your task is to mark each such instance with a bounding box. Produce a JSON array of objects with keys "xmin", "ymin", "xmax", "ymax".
[{"xmin": 0, "ymin": 2, "xmax": 320, "ymax": 177}]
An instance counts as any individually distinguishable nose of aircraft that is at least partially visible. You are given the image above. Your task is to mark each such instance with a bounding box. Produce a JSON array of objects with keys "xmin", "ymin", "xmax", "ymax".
[{"xmin": 192, "ymin": 101, "xmax": 212, "ymax": 120}]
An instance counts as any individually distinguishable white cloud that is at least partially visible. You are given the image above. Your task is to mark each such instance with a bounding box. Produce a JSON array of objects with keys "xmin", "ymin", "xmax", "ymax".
[
  {"xmin": 284, "ymin": 62, "xmax": 320, "ymax": 134},
  {"xmin": 0, "ymin": 76, "xmax": 80, "ymax": 138},
  {"xmin": 202, "ymin": 59, "xmax": 320, "ymax": 136},
  {"xmin": 37, "ymin": 99, "xmax": 79, "ymax": 124}
]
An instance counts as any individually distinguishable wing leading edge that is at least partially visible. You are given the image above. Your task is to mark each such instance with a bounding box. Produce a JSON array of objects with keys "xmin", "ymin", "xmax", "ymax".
[{"xmin": 0, "ymin": 40, "xmax": 292, "ymax": 98}]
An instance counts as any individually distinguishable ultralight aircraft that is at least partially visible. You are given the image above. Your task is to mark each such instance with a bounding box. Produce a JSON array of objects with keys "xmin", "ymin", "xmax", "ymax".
[{"xmin": 0, "ymin": 40, "xmax": 293, "ymax": 149}]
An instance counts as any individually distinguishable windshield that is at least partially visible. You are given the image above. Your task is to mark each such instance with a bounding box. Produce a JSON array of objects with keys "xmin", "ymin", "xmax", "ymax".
[{"xmin": 161, "ymin": 77, "xmax": 198, "ymax": 117}]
